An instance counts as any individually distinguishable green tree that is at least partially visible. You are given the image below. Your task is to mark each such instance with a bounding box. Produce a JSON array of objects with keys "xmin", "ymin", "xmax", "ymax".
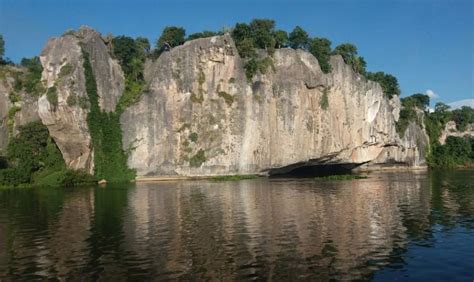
[
  {"xmin": 249, "ymin": 19, "xmax": 276, "ymax": 50},
  {"xmin": 366, "ymin": 71, "xmax": 400, "ymax": 98},
  {"xmin": 332, "ymin": 43, "xmax": 368, "ymax": 75},
  {"xmin": 156, "ymin": 26, "xmax": 185, "ymax": 51},
  {"xmin": 135, "ymin": 36, "xmax": 151, "ymax": 55},
  {"xmin": 19, "ymin": 56, "xmax": 44, "ymax": 95},
  {"xmin": 187, "ymin": 31, "xmax": 217, "ymax": 41},
  {"xmin": 289, "ymin": 26, "xmax": 309, "ymax": 49},
  {"xmin": 309, "ymin": 37, "xmax": 332, "ymax": 73},
  {"xmin": 112, "ymin": 36, "xmax": 142, "ymax": 77},
  {"xmin": 452, "ymin": 106, "xmax": 474, "ymax": 131},
  {"xmin": 273, "ymin": 30, "xmax": 288, "ymax": 48},
  {"xmin": 0, "ymin": 34, "xmax": 4, "ymax": 60}
]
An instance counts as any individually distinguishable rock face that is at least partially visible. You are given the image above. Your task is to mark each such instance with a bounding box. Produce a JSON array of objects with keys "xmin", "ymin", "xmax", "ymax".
[
  {"xmin": 2, "ymin": 29, "xmax": 430, "ymax": 176},
  {"xmin": 0, "ymin": 67, "xmax": 40, "ymax": 155},
  {"xmin": 439, "ymin": 121, "xmax": 474, "ymax": 144},
  {"xmin": 121, "ymin": 35, "xmax": 428, "ymax": 176},
  {"xmin": 37, "ymin": 26, "xmax": 124, "ymax": 172}
]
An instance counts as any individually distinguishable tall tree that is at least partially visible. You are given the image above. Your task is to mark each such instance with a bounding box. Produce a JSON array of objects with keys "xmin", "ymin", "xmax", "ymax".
[
  {"xmin": 273, "ymin": 30, "xmax": 288, "ymax": 48},
  {"xmin": 249, "ymin": 19, "xmax": 276, "ymax": 50},
  {"xmin": 156, "ymin": 26, "xmax": 185, "ymax": 51},
  {"xmin": 288, "ymin": 26, "xmax": 309, "ymax": 49},
  {"xmin": 309, "ymin": 37, "xmax": 332, "ymax": 73},
  {"xmin": 0, "ymin": 35, "xmax": 4, "ymax": 60}
]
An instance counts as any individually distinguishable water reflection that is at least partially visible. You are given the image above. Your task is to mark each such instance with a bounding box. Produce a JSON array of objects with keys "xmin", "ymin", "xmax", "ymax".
[{"xmin": 0, "ymin": 170, "xmax": 473, "ymax": 280}]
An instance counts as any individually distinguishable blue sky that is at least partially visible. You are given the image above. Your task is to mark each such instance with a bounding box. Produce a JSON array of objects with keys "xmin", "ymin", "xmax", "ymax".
[{"xmin": 0, "ymin": 0, "xmax": 472, "ymax": 105}]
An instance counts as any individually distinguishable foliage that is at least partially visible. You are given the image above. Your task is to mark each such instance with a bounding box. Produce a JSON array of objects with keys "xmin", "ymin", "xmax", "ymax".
[
  {"xmin": 112, "ymin": 35, "xmax": 147, "ymax": 112},
  {"xmin": 189, "ymin": 149, "xmax": 206, "ymax": 167},
  {"xmin": 8, "ymin": 91, "xmax": 20, "ymax": 103},
  {"xmin": 366, "ymin": 71, "xmax": 400, "ymax": 99},
  {"xmin": 320, "ymin": 87, "xmax": 329, "ymax": 110},
  {"xmin": 135, "ymin": 37, "xmax": 151, "ymax": 55},
  {"xmin": 19, "ymin": 56, "xmax": 44, "ymax": 96},
  {"xmin": 189, "ymin": 132, "xmax": 198, "ymax": 142},
  {"xmin": 309, "ymin": 37, "xmax": 332, "ymax": 73},
  {"xmin": 288, "ymin": 26, "xmax": 309, "ymax": 49},
  {"xmin": 451, "ymin": 106, "xmax": 474, "ymax": 131},
  {"xmin": 396, "ymin": 93, "xmax": 431, "ymax": 137},
  {"xmin": 332, "ymin": 43, "xmax": 366, "ymax": 75},
  {"xmin": 314, "ymin": 174, "xmax": 368, "ymax": 181},
  {"xmin": 156, "ymin": 26, "xmax": 185, "ymax": 53},
  {"xmin": 82, "ymin": 49, "xmax": 135, "ymax": 182},
  {"xmin": 273, "ymin": 30, "xmax": 288, "ymax": 48},
  {"xmin": 66, "ymin": 94, "xmax": 77, "ymax": 106},
  {"xmin": 112, "ymin": 36, "xmax": 144, "ymax": 80},
  {"xmin": 212, "ymin": 174, "xmax": 258, "ymax": 181},
  {"xmin": 0, "ymin": 121, "xmax": 96, "ymax": 187},
  {"xmin": 78, "ymin": 95, "xmax": 89, "ymax": 109},
  {"xmin": 46, "ymin": 86, "xmax": 58, "ymax": 108},
  {"xmin": 249, "ymin": 19, "xmax": 276, "ymax": 51},
  {"xmin": 217, "ymin": 91, "xmax": 234, "ymax": 106},
  {"xmin": 427, "ymin": 136, "xmax": 473, "ymax": 168},
  {"xmin": 187, "ymin": 31, "xmax": 218, "ymax": 41},
  {"xmin": 0, "ymin": 34, "xmax": 4, "ymax": 60},
  {"xmin": 58, "ymin": 63, "xmax": 73, "ymax": 78}
]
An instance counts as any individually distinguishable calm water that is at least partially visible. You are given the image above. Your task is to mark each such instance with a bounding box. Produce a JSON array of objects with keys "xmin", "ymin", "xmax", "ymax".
[{"xmin": 0, "ymin": 170, "xmax": 473, "ymax": 281}]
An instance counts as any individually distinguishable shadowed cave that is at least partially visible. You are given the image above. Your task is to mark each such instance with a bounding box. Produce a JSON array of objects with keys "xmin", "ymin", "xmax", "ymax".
[{"xmin": 268, "ymin": 162, "xmax": 364, "ymax": 178}]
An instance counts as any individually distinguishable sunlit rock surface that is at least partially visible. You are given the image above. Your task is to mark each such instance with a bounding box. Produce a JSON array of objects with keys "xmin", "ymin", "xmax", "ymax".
[{"xmin": 121, "ymin": 35, "xmax": 426, "ymax": 176}]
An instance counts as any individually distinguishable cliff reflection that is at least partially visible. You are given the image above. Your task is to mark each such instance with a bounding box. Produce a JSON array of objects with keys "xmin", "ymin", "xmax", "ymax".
[
  {"xmin": 122, "ymin": 172, "xmax": 432, "ymax": 280},
  {"xmin": 1, "ymin": 170, "xmax": 473, "ymax": 280}
]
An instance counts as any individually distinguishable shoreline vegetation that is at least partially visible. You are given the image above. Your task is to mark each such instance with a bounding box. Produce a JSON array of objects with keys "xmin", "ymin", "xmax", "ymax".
[
  {"xmin": 314, "ymin": 174, "xmax": 368, "ymax": 181},
  {"xmin": 0, "ymin": 19, "xmax": 473, "ymax": 188}
]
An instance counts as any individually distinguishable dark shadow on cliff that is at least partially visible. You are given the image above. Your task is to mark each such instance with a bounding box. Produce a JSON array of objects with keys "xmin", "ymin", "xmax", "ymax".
[{"xmin": 268, "ymin": 162, "xmax": 363, "ymax": 178}]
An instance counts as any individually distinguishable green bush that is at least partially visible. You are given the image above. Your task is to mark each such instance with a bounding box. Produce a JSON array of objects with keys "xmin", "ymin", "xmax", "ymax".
[
  {"xmin": 82, "ymin": 49, "xmax": 135, "ymax": 182},
  {"xmin": 320, "ymin": 87, "xmax": 329, "ymax": 110},
  {"xmin": 46, "ymin": 86, "xmax": 58, "ymax": 108},
  {"xmin": 8, "ymin": 91, "xmax": 20, "ymax": 103},
  {"xmin": 78, "ymin": 95, "xmax": 89, "ymax": 109},
  {"xmin": 217, "ymin": 91, "xmax": 234, "ymax": 106},
  {"xmin": 366, "ymin": 71, "xmax": 400, "ymax": 99},
  {"xmin": 189, "ymin": 149, "xmax": 206, "ymax": 167},
  {"xmin": 66, "ymin": 94, "xmax": 77, "ymax": 106},
  {"xmin": 189, "ymin": 132, "xmax": 198, "ymax": 142},
  {"xmin": 309, "ymin": 38, "xmax": 332, "ymax": 73}
]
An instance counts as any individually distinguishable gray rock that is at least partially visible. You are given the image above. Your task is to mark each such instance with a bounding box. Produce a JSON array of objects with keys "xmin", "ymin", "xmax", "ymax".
[{"xmin": 121, "ymin": 34, "xmax": 427, "ymax": 176}]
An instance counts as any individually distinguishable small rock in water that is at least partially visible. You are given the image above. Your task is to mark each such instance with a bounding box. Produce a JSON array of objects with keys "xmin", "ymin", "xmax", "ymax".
[{"xmin": 98, "ymin": 179, "xmax": 107, "ymax": 185}]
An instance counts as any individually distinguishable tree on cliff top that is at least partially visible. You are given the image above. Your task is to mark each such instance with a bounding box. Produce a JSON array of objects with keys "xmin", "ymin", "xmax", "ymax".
[
  {"xmin": 309, "ymin": 37, "xmax": 332, "ymax": 73},
  {"xmin": 332, "ymin": 43, "xmax": 367, "ymax": 75},
  {"xmin": 288, "ymin": 26, "xmax": 309, "ymax": 49},
  {"xmin": 366, "ymin": 71, "xmax": 400, "ymax": 99},
  {"xmin": 0, "ymin": 35, "xmax": 4, "ymax": 60},
  {"xmin": 156, "ymin": 26, "xmax": 185, "ymax": 52}
]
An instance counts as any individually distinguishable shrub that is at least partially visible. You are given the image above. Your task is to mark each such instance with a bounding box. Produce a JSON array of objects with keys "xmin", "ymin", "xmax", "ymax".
[
  {"xmin": 366, "ymin": 72, "xmax": 400, "ymax": 99},
  {"xmin": 309, "ymin": 38, "xmax": 332, "ymax": 73},
  {"xmin": 189, "ymin": 149, "xmax": 206, "ymax": 167},
  {"xmin": 46, "ymin": 86, "xmax": 58, "ymax": 108},
  {"xmin": 66, "ymin": 94, "xmax": 77, "ymax": 106},
  {"xmin": 8, "ymin": 91, "xmax": 20, "ymax": 103},
  {"xmin": 189, "ymin": 132, "xmax": 198, "ymax": 142},
  {"xmin": 218, "ymin": 91, "xmax": 234, "ymax": 106},
  {"xmin": 82, "ymin": 49, "xmax": 135, "ymax": 182},
  {"xmin": 320, "ymin": 87, "xmax": 329, "ymax": 110}
]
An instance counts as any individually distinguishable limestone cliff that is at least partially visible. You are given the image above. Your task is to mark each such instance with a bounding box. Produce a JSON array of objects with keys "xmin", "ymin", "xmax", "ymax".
[
  {"xmin": 439, "ymin": 121, "xmax": 474, "ymax": 145},
  {"xmin": 2, "ymin": 29, "xmax": 429, "ymax": 176},
  {"xmin": 0, "ymin": 66, "xmax": 40, "ymax": 155},
  {"xmin": 121, "ymin": 35, "xmax": 427, "ymax": 176},
  {"xmin": 37, "ymin": 26, "xmax": 125, "ymax": 173}
]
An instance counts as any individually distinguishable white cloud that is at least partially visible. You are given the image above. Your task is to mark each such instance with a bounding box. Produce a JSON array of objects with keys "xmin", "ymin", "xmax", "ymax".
[
  {"xmin": 448, "ymin": 99, "xmax": 474, "ymax": 109},
  {"xmin": 426, "ymin": 89, "xmax": 438, "ymax": 99}
]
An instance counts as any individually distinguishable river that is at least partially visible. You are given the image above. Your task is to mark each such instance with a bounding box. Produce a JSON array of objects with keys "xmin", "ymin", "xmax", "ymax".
[{"xmin": 0, "ymin": 170, "xmax": 473, "ymax": 280}]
